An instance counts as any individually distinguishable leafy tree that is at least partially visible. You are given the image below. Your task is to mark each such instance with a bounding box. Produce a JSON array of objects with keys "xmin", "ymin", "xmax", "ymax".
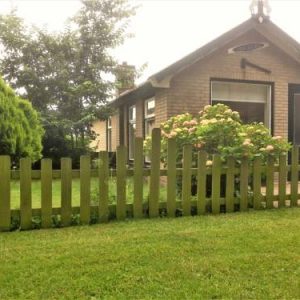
[
  {"xmin": 0, "ymin": 76, "xmax": 44, "ymax": 163},
  {"xmin": 0, "ymin": 0, "xmax": 135, "ymax": 157}
]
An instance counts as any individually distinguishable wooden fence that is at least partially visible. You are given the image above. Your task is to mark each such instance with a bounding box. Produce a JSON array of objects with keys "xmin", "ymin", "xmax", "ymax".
[{"xmin": 0, "ymin": 128, "xmax": 299, "ymax": 232}]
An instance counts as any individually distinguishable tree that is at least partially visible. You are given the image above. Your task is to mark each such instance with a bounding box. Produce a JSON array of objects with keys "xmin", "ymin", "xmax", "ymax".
[
  {"xmin": 0, "ymin": 76, "xmax": 44, "ymax": 163},
  {"xmin": 0, "ymin": 0, "xmax": 135, "ymax": 157}
]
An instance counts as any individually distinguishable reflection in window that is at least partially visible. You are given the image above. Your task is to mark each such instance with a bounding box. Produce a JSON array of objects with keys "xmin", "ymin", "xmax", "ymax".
[
  {"xmin": 128, "ymin": 105, "xmax": 136, "ymax": 160},
  {"xmin": 144, "ymin": 98, "xmax": 155, "ymax": 162},
  {"xmin": 107, "ymin": 117, "xmax": 112, "ymax": 152}
]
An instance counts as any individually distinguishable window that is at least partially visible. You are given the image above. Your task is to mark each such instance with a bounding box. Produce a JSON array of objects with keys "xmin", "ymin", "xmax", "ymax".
[
  {"xmin": 107, "ymin": 117, "xmax": 112, "ymax": 152},
  {"xmin": 128, "ymin": 105, "xmax": 136, "ymax": 160},
  {"xmin": 144, "ymin": 98, "xmax": 155, "ymax": 137},
  {"xmin": 211, "ymin": 81, "xmax": 271, "ymax": 128},
  {"xmin": 144, "ymin": 98, "xmax": 155, "ymax": 162}
]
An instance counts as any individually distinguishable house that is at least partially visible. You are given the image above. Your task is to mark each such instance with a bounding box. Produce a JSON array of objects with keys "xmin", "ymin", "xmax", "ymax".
[{"xmin": 91, "ymin": 0, "xmax": 300, "ymax": 159}]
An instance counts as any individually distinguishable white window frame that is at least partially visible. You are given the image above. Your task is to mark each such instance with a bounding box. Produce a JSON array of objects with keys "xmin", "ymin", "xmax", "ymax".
[
  {"xmin": 210, "ymin": 81, "xmax": 272, "ymax": 129},
  {"xmin": 144, "ymin": 98, "xmax": 155, "ymax": 162},
  {"xmin": 107, "ymin": 117, "xmax": 112, "ymax": 152},
  {"xmin": 128, "ymin": 105, "xmax": 136, "ymax": 160}
]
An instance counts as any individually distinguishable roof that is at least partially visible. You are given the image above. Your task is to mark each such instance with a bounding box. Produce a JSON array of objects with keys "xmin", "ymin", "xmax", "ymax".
[{"xmin": 112, "ymin": 16, "xmax": 300, "ymax": 106}]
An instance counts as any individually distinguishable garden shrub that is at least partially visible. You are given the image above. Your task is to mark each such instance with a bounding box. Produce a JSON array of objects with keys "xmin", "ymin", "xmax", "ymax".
[
  {"xmin": 144, "ymin": 104, "xmax": 291, "ymax": 201},
  {"xmin": 0, "ymin": 76, "xmax": 44, "ymax": 164},
  {"xmin": 144, "ymin": 103, "xmax": 290, "ymax": 165}
]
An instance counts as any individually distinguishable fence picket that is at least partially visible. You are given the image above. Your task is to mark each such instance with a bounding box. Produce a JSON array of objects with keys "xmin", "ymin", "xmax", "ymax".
[
  {"xmin": 41, "ymin": 159, "xmax": 52, "ymax": 228},
  {"xmin": 167, "ymin": 138, "xmax": 177, "ymax": 217},
  {"xmin": 182, "ymin": 145, "xmax": 192, "ymax": 216},
  {"xmin": 266, "ymin": 156, "xmax": 275, "ymax": 209},
  {"xmin": 133, "ymin": 137, "xmax": 144, "ymax": 218},
  {"xmin": 197, "ymin": 151, "xmax": 207, "ymax": 215},
  {"xmin": 226, "ymin": 157, "xmax": 235, "ymax": 213},
  {"xmin": 99, "ymin": 151, "xmax": 109, "ymax": 222},
  {"xmin": 0, "ymin": 156, "xmax": 11, "ymax": 231},
  {"xmin": 278, "ymin": 154, "xmax": 287, "ymax": 208},
  {"xmin": 212, "ymin": 155, "xmax": 221, "ymax": 214},
  {"xmin": 253, "ymin": 156, "xmax": 262, "ymax": 210},
  {"xmin": 116, "ymin": 145, "xmax": 126, "ymax": 220},
  {"xmin": 149, "ymin": 128, "xmax": 161, "ymax": 218},
  {"xmin": 20, "ymin": 157, "xmax": 32, "ymax": 230},
  {"xmin": 61, "ymin": 158, "xmax": 72, "ymax": 226},
  {"xmin": 80, "ymin": 155, "xmax": 91, "ymax": 224},
  {"xmin": 240, "ymin": 157, "xmax": 249, "ymax": 211},
  {"xmin": 291, "ymin": 146, "xmax": 299, "ymax": 207}
]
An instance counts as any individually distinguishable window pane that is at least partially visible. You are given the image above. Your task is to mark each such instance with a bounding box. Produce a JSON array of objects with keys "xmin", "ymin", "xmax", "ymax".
[
  {"xmin": 294, "ymin": 95, "xmax": 300, "ymax": 145},
  {"xmin": 145, "ymin": 98, "xmax": 155, "ymax": 116},
  {"xmin": 213, "ymin": 101, "xmax": 265, "ymax": 124},
  {"xmin": 129, "ymin": 105, "xmax": 136, "ymax": 122},
  {"xmin": 212, "ymin": 81, "xmax": 268, "ymax": 103},
  {"xmin": 145, "ymin": 118, "xmax": 155, "ymax": 137},
  {"xmin": 128, "ymin": 123, "xmax": 136, "ymax": 159},
  {"xmin": 108, "ymin": 130, "xmax": 112, "ymax": 152}
]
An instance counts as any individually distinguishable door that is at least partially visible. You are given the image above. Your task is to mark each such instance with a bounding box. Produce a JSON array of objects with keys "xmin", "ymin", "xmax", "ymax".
[{"xmin": 288, "ymin": 85, "xmax": 300, "ymax": 145}]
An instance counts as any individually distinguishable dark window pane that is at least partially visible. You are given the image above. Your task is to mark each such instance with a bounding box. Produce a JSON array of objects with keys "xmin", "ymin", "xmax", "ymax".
[{"xmin": 294, "ymin": 95, "xmax": 300, "ymax": 145}]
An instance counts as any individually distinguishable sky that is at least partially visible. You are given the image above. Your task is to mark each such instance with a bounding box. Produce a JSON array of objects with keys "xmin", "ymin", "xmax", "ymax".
[{"xmin": 0, "ymin": 0, "xmax": 300, "ymax": 82}]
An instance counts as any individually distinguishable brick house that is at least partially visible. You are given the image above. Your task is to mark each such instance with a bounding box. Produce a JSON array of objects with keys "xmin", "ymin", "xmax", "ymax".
[{"xmin": 91, "ymin": 2, "xmax": 300, "ymax": 160}]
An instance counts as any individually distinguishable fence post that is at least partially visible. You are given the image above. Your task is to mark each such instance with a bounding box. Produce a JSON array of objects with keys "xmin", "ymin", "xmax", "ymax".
[
  {"xmin": 197, "ymin": 151, "xmax": 207, "ymax": 215},
  {"xmin": 20, "ymin": 157, "xmax": 32, "ymax": 230},
  {"xmin": 240, "ymin": 157, "xmax": 249, "ymax": 212},
  {"xmin": 116, "ymin": 145, "xmax": 126, "ymax": 220},
  {"xmin": 291, "ymin": 146, "xmax": 299, "ymax": 207},
  {"xmin": 99, "ymin": 151, "xmax": 109, "ymax": 222},
  {"xmin": 80, "ymin": 155, "xmax": 91, "ymax": 224},
  {"xmin": 182, "ymin": 144, "xmax": 192, "ymax": 216},
  {"xmin": 167, "ymin": 138, "xmax": 177, "ymax": 217},
  {"xmin": 61, "ymin": 158, "xmax": 72, "ymax": 227},
  {"xmin": 41, "ymin": 159, "xmax": 52, "ymax": 228},
  {"xmin": 253, "ymin": 156, "xmax": 262, "ymax": 210},
  {"xmin": 278, "ymin": 154, "xmax": 287, "ymax": 208},
  {"xmin": 266, "ymin": 155, "xmax": 275, "ymax": 209},
  {"xmin": 226, "ymin": 156, "xmax": 235, "ymax": 213},
  {"xmin": 0, "ymin": 156, "xmax": 11, "ymax": 231},
  {"xmin": 212, "ymin": 155, "xmax": 221, "ymax": 214},
  {"xmin": 133, "ymin": 137, "xmax": 144, "ymax": 218},
  {"xmin": 149, "ymin": 128, "xmax": 161, "ymax": 218}
]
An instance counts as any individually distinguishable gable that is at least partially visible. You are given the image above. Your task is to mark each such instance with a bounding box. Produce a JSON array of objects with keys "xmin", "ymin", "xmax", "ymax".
[
  {"xmin": 173, "ymin": 29, "xmax": 300, "ymax": 83},
  {"xmin": 150, "ymin": 19, "xmax": 300, "ymax": 86}
]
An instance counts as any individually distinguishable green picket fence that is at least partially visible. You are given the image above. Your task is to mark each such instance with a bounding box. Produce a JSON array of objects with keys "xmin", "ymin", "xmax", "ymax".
[{"xmin": 0, "ymin": 128, "xmax": 299, "ymax": 231}]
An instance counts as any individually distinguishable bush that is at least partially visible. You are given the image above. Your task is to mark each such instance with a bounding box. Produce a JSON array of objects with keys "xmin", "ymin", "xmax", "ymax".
[
  {"xmin": 144, "ymin": 104, "xmax": 290, "ymax": 165},
  {"xmin": 0, "ymin": 77, "xmax": 44, "ymax": 164}
]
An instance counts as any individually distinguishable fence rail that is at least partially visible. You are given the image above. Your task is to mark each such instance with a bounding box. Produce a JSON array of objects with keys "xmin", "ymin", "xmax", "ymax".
[{"xmin": 0, "ymin": 128, "xmax": 299, "ymax": 231}]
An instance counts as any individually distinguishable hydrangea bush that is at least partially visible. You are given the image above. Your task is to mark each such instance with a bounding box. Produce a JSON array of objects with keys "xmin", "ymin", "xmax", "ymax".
[{"xmin": 144, "ymin": 103, "xmax": 290, "ymax": 165}]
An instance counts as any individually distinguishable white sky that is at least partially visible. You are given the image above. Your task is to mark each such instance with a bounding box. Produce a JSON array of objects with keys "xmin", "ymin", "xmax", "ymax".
[{"xmin": 0, "ymin": 0, "xmax": 300, "ymax": 82}]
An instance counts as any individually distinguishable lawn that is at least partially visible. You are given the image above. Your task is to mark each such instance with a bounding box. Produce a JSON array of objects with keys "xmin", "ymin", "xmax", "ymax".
[
  {"xmin": 10, "ymin": 178, "xmax": 168, "ymax": 209},
  {"xmin": 0, "ymin": 208, "xmax": 299, "ymax": 299}
]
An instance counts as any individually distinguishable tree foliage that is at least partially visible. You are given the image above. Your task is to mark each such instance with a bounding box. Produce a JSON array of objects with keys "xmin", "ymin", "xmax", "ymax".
[
  {"xmin": 0, "ymin": 76, "xmax": 44, "ymax": 163},
  {"xmin": 0, "ymin": 0, "xmax": 135, "ymax": 159}
]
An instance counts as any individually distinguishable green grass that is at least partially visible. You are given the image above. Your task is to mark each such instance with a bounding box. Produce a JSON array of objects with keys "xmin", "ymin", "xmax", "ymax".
[
  {"xmin": 1, "ymin": 208, "xmax": 300, "ymax": 299},
  {"xmin": 10, "ymin": 178, "xmax": 168, "ymax": 209}
]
